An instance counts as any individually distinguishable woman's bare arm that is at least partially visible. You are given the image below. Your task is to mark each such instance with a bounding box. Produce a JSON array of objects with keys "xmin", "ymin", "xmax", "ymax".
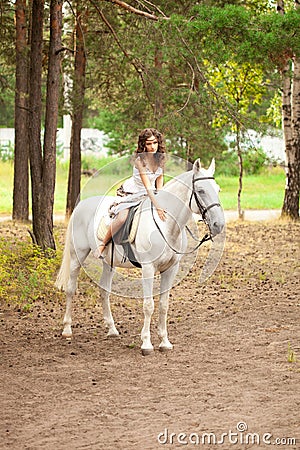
[{"xmin": 136, "ymin": 159, "xmax": 166, "ymax": 221}]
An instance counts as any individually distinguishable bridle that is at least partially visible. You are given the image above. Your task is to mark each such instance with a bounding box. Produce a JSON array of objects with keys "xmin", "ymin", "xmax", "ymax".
[
  {"xmin": 189, "ymin": 176, "xmax": 221, "ymax": 225},
  {"xmin": 151, "ymin": 175, "xmax": 221, "ymax": 255}
]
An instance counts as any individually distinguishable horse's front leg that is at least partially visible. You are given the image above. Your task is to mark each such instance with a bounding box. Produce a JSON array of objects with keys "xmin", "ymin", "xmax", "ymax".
[
  {"xmin": 100, "ymin": 261, "xmax": 119, "ymax": 337},
  {"xmin": 141, "ymin": 264, "xmax": 155, "ymax": 355},
  {"xmin": 158, "ymin": 264, "xmax": 179, "ymax": 351}
]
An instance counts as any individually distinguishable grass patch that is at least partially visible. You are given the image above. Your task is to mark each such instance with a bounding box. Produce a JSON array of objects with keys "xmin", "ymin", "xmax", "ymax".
[
  {"xmin": 216, "ymin": 166, "xmax": 285, "ymax": 210},
  {"xmin": 0, "ymin": 161, "xmax": 286, "ymax": 215},
  {"xmin": 287, "ymin": 342, "xmax": 297, "ymax": 363},
  {"xmin": 0, "ymin": 161, "xmax": 13, "ymax": 214}
]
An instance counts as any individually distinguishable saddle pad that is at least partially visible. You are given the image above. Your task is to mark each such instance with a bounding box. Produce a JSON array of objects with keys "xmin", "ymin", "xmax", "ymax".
[
  {"xmin": 96, "ymin": 203, "xmax": 142, "ymax": 243},
  {"xmin": 97, "ymin": 216, "xmax": 109, "ymax": 241},
  {"xmin": 128, "ymin": 203, "xmax": 142, "ymax": 243}
]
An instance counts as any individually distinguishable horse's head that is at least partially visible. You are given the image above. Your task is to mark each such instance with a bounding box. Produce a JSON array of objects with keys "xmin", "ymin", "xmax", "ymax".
[{"xmin": 190, "ymin": 158, "xmax": 225, "ymax": 237}]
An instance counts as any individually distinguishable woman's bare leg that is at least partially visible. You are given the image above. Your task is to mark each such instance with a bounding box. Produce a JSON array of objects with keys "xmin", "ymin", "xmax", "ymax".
[{"xmin": 96, "ymin": 209, "xmax": 129, "ymax": 258}]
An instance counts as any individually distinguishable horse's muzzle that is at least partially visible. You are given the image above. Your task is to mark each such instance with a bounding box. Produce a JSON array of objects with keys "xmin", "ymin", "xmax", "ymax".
[{"xmin": 209, "ymin": 214, "xmax": 225, "ymax": 237}]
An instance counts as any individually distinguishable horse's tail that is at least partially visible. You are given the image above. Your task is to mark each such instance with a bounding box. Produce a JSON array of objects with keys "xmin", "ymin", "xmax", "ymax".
[{"xmin": 55, "ymin": 217, "xmax": 72, "ymax": 291}]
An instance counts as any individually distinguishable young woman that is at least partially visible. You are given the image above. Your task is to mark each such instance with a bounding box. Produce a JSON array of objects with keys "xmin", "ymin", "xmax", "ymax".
[{"xmin": 95, "ymin": 128, "xmax": 167, "ymax": 258}]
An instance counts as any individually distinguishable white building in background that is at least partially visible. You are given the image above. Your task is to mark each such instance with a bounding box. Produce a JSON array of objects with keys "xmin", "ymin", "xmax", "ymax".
[
  {"xmin": 56, "ymin": 127, "xmax": 109, "ymax": 159},
  {"xmin": 260, "ymin": 134, "xmax": 285, "ymax": 162},
  {"xmin": 0, "ymin": 127, "xmax": 109, "ymax": 159},
  {"xmin": 242, "ymin": 129, "xmax": 285, "ymax": 162},
  {"xmin": 0, "ymin": 128, "xmax": 14, "ymax": 146},
  {"xmin": 224, "ymin": 129, "xmax": 285, "ymax": 163}
]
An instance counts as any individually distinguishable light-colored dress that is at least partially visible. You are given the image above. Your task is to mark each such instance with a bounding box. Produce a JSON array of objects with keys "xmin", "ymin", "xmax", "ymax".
[
  {"xmin": 123, "ymin": 166, "xmax": 163, "ymax": 194},
  {"xmin": 109, "ymin": 165, "xmax": 163, "ymax": 216}
]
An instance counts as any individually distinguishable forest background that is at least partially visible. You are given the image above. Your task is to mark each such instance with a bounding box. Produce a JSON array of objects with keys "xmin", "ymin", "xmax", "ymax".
[{"xmin": 0, "ymin": 0, "xmax": 299, "ymax": 250}]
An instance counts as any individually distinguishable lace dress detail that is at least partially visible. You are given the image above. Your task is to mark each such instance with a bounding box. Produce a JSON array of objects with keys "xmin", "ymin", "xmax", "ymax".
[{"xmin": 122, "ymin": 166, "xmax": 163, "ymax": 194}]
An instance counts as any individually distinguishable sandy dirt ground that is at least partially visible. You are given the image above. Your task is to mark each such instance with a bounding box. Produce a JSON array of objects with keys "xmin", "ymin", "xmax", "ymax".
[{"xmin": 0, "ymin": 220, "xmax": 299, "ymax": 450}]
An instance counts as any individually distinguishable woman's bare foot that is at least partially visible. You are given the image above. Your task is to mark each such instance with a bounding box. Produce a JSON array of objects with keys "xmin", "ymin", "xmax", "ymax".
[{"xmin": 94, "ymin": 243, "xmax": 106, "ymax": 259}]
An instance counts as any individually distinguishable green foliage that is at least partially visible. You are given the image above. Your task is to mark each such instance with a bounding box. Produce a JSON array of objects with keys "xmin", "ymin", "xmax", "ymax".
[
  {"xmin": 0, "ymin": 65, "xmax": 15, "ymax": 127},
  {"xmin": 186, "ymin": 5, "xmax": 300, "ymax": 67},
  {"xmin": 3, "ymin": 1, "xmax": 295, "ymax": 167},
  {"xmin": 83, "ymin": 2, "xmax": 296, "ymax": 167},
  {"xmin": 81, "ymin": 154, "xmax": 118, "ymax": 171},
  {"xmin": 242, "ymin": 147, "xmax": 273, "ymax": 175},
  {"xmin": 265, "ymin": 90, "xmax": 282, "ymax": 128},
  {"xmin": 207, "ymin": 61, "xmax": 267, "ymax": 132},
  {"xmin": 0, "ymin": 236, "xmax": 62, "ymax": 311},
  {"xmin": 0, "ymin": 1, "xmax": 18, "ymax": 127},
  {"xmin": 217, "ymin": 146, "xmax": 275, "ymax": 176},
  {"xmin": 0, "ymin": 140, "xmax": 14, "ymax": 161},
  {"xmin": 86, "ymin": 109, "xmax": 137, "ymax": 155}
]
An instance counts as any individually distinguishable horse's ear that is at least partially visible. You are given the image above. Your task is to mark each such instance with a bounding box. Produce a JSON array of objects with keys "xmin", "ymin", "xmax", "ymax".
[
  {"xmin": 208, "ymin": 158, "xmax": 215, "ymax": 175},
  {"xmin": 193, "ymin": 158, "xmax": 201, "ymax": 173}
]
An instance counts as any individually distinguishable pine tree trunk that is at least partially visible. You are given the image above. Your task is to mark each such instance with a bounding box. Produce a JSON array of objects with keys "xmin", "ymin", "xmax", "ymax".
[
  {"xmin": 13, "ymin": 0, "xmax": 29, "ymax": 221},
  {"xmin": 40, "ymin": 0, "xmax": 63, "ymax": 249},
  {"xmin": 28, "ymin": 0, "xmax": 63, "ymax": 250},
  {"xmin": 28, "ymin": 0, "xmax": 44, "ymax": 243},
  {"xmin": 66, "ymin": 6, "xmax": 87, "ymax": 218}
]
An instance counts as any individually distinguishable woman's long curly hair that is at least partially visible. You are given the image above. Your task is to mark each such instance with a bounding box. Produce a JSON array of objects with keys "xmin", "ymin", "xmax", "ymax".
[{"xmin": 135, "ymin": 128, "xmax": 166, "ymax": 168}]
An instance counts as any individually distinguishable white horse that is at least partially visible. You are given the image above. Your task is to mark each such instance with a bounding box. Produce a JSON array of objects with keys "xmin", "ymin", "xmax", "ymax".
[{"xmin": 56, "ymin": 159, "xmax": 225, "ymax": 355}]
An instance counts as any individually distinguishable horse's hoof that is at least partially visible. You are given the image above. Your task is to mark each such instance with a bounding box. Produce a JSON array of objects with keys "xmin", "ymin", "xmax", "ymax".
[
  {"xmin": 106, "ymin": 332, "xmax": 120, "ymax": 339},
  {"xmin": 107, "ymin": 328, "xmax": 120, "ymax": 338},
  {"xmin": 62, "ymin": 331, "xmax": 72, "ymax": 339},
  {"xmin": 141, "ymin": 348, "xmax": 154, "ymax": 356},
  {"xmin": 159, "ymin": 345, "xmax": 173, "ymax": 353}
]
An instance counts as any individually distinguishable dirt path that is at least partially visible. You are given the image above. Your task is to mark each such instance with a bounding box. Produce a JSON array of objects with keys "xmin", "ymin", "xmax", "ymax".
[{"xmin": 1, "ymin": 221, "xmax": 299, "ymax": 449}]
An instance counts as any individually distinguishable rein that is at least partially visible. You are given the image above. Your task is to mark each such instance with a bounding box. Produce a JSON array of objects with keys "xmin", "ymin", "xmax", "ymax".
[{"xmin": 151, "ymin": 175, "xmax": 221, "ymax": 255}]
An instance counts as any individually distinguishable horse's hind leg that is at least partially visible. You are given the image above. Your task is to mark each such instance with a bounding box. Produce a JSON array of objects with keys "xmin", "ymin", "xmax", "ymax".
[
  {"xmin": 62, "ymin": 262, "xmax": 80, "ymax": 338},
  {"xmin": 62, "ymin": 251, "xmax": 88, "ymax": 338},
  {"xmin": 100, "ymin": 262, "xmax": 119, "ymax": 337}
]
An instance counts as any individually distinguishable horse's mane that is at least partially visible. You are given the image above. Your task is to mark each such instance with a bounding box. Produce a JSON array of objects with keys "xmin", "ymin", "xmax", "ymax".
[
  {"xmin": 163, "ymin": 170, "xmax": 191, "ymax": 191},
  {"xmin": 163, "ymin": 166, "xmax": 214, "ymax": 194}
]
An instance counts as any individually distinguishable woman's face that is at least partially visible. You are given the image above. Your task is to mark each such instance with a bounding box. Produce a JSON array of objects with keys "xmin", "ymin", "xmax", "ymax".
[{"xmin": 144, "ymin": 135, "xmax": 158, "ymax": 153}]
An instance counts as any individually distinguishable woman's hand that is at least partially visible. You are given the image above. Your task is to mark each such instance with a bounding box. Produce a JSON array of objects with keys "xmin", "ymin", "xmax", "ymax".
[{"xmin": 157, "ymin": 206, "xmax": 167, "ymax": 221}]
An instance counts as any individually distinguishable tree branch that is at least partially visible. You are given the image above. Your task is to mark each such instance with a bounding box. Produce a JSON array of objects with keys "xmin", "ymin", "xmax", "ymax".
[
  {"xmin": 176, "ymin": 26, "xmax": 245, "ymax": 128},
  {"xmin": 55, "ymin": 46, "xmax": 75, "ymax": 55},
  {"xmin": 89, "ymin": 0, "xmax": 153, "ymax": 105},
  {"xmin": 104, "ymin": 0, "xmax": 169, "ymax": 21},
  {"xmin": 135, "ymin": 0, "xmax": 169, "ymax": 18},
  {"xmin": 176, "ymin": 60, "xmax": 195, "ymax": 113}
]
